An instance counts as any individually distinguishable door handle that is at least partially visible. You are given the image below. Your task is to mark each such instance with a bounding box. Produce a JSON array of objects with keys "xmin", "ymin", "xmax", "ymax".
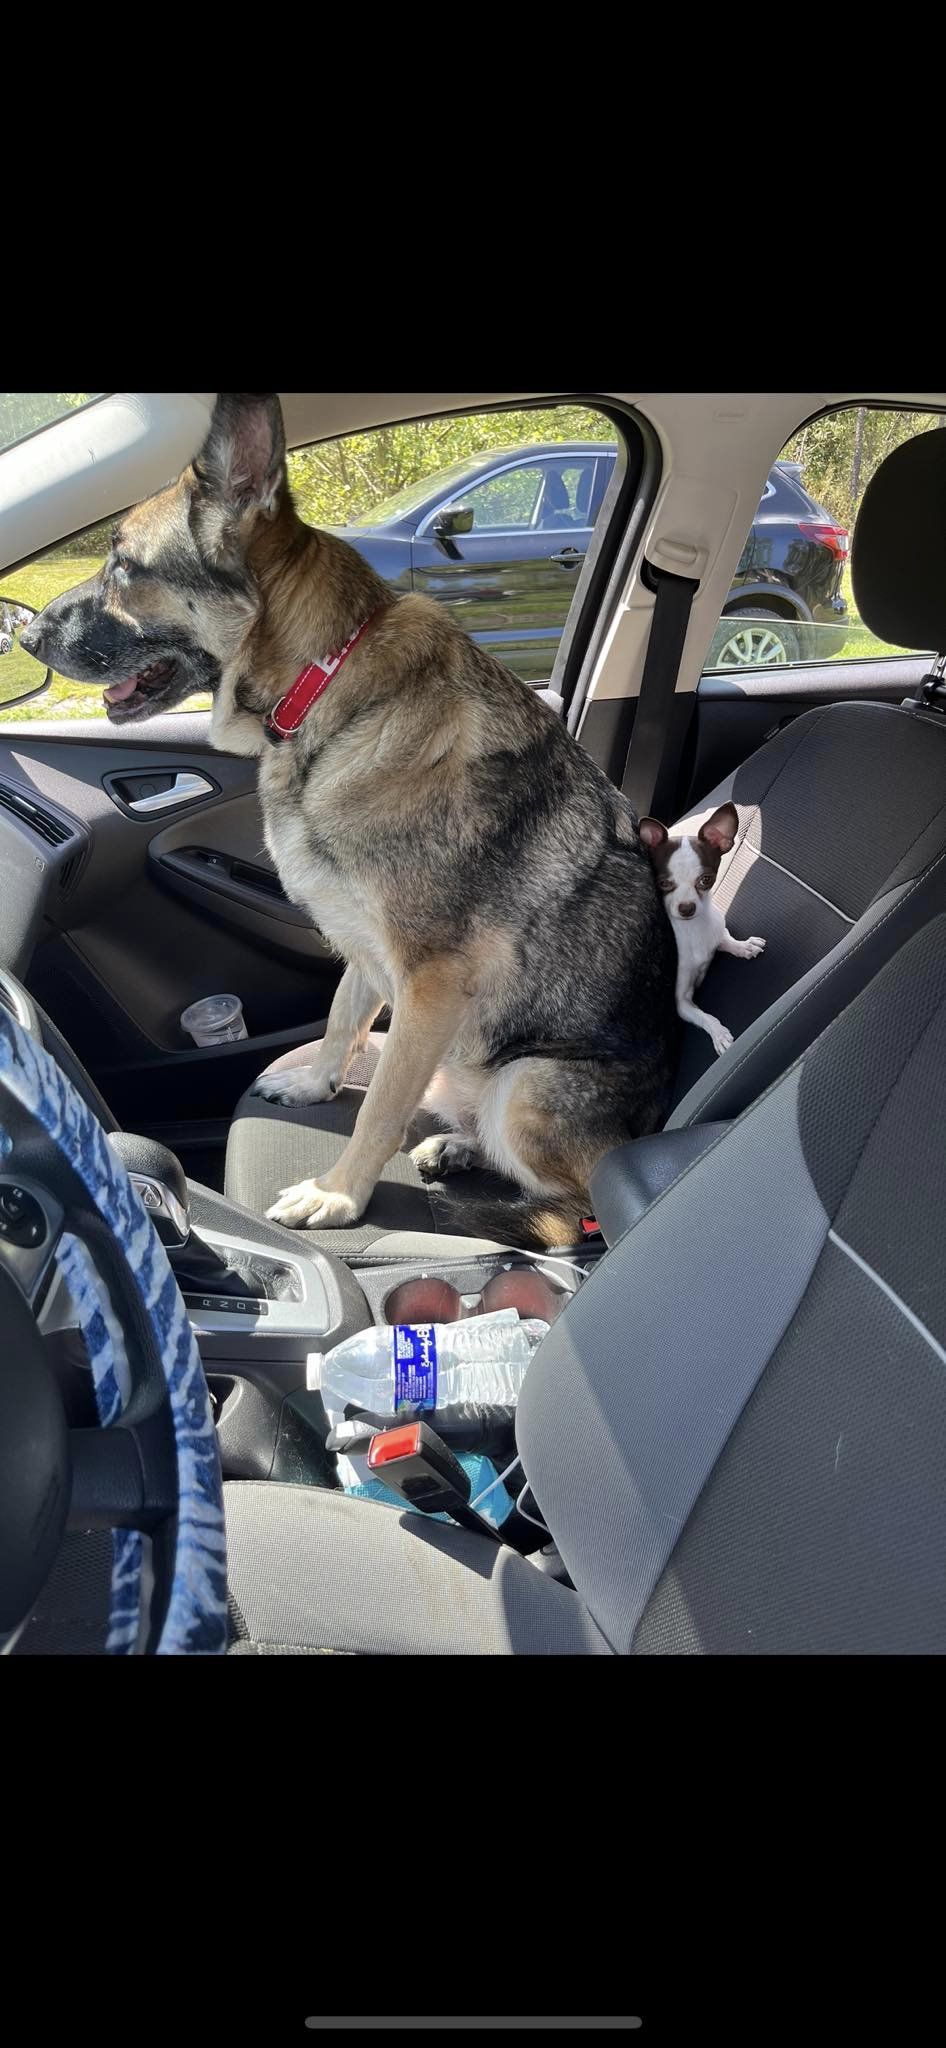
[
  {"xmin": 549, "ymin": 548, "xmax": 585, "ymax": 567},
  {"xmin": 125, "ymin": 771, "xmax": 216, "ymax": 815}
]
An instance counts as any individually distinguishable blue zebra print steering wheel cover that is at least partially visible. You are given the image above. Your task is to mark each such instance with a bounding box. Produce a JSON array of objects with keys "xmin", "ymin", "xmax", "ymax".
[{"xmin": 0, "ymin": 1006, "xmax": 226, "ymax": 1654}]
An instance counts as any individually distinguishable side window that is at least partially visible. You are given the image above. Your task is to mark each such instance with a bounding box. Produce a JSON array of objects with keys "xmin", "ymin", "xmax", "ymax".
[
  {"xmin": 1, "ymin": 516, "xmax": 112, "ymax": 724},
  {"xmin": 286, "ymin": 407, "xmax": 624, "ymax": 692},
  {"xmin": 459, "ymin": 462, "xmax": 547, "ymax": 532},
  {"xmin": 702, "ymin": 407, "xmax": 945, "ymax": 674},
  {"xmin": 0, "ymin": 399, "xmax": 627, "ymax": 719},
  {"xmin": 535, "ymin": 458, "xmax": 598, "ymax": 530},
  {"xmin": 451, "ymin": 454, "xmax": 600, "ymax": 535}
]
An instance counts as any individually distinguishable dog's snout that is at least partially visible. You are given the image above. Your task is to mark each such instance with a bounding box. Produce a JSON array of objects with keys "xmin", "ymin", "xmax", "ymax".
[
  {"xmin": 19, "ymin": 618, "xmax": 42, "ymax": 659},
  {"xmin": 677, "ymin": 901, "xmax": 696, "ymax": 919}
]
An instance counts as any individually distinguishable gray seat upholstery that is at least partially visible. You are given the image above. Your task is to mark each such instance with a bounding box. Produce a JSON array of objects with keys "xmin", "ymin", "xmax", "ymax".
[
  {"xmin": 225, "ymin": 915, "xmax": 946, "ymax": 1654},
  {"xmin": 667, "ymin": 698, "xmax": 946, "ymax": 1123},
  {"xmin": 225, "ymin": 1032, "xmax": 527, "ymax": 1257},
  {"xmin": 225, "ymin": 699, "xmax": 946, "ymax": 1248},
  {"xmin": 224, "ymin": 1484, "xmax": 611, "ymax": 1655}
]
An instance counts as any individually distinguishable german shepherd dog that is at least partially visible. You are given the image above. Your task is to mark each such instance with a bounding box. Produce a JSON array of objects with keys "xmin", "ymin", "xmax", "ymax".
[{"xmin": 22, "ymin": 393, "xmax": 679, "ymax": 1247}]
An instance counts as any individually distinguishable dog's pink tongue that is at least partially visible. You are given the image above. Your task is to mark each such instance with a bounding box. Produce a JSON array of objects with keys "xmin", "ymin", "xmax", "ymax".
[{"xmin": 103, "ymin": 677, "xmax": 139, "ymax": 704}]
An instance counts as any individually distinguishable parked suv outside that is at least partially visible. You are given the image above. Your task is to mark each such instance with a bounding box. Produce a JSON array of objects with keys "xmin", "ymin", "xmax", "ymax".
[
  {"xmin": 709, "ymin": 457, "xmax": 850, "ymax": 670},
  {"xmin": 331, "ymin": 444, "xmax": 849, "ymax": 683}
]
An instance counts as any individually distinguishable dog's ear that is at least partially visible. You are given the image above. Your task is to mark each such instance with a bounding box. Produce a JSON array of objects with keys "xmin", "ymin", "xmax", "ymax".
[
  {"xmin": 698, "ymin": 802, "xmax": 739, "ymax": 856},
  {"xmin": 639, "ymin": 816, "xmax": 668, "ymax": 852},
  {"xmin": 194, "ymin": 393, "xmax": 286, "ymax": 517}
]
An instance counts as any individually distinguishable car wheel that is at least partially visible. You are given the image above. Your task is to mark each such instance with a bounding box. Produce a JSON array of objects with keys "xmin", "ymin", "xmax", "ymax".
[
  {"xmin": 0, "ymin": 635, "xmax": 12, "ymax": 657},
  {"xmin": 708, "ymin": 609, "xmax": 801, "ymax": 670}
]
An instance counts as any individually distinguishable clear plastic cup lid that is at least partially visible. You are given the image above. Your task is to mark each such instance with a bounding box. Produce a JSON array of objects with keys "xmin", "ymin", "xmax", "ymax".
[{"xmin": 181, "ymin": 994, "xmax": 243, "ymax": 1029}]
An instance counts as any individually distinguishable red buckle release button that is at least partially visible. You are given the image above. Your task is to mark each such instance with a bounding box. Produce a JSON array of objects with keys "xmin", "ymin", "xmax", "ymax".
[
  {"xmin": 367, "ymin": 1423, "xmax": 422, "ymax": 1470},
  {"xmin": 580, "ymin": 1217, "xmax": 601, "ymax": 1236}
]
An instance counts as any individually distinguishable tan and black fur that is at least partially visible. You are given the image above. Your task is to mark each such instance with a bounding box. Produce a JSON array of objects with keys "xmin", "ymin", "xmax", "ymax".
[{"xmin": 23, "ymin": 393, "xmax": 680, "ymax": 1247}]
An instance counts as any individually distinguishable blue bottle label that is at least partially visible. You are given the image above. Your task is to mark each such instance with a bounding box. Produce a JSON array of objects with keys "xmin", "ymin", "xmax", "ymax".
[{"xmin": 393, "ymin": 1324, "xmax": 438, "ymax": 1411}]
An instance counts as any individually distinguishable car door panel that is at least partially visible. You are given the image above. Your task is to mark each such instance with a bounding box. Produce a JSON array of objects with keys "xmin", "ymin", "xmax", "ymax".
[{"xmin": 0, "ymin": 714, "xmax": 342, "ymax": 1133}]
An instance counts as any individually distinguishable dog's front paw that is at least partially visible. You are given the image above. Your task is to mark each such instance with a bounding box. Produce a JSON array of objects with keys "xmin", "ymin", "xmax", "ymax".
[
  {"xmin": 742, "ymin": 936, "xmax": 766, "ymax": 958},
  {"xmin": 252, "ymin": 1065, "xmax": 339, "ymax": 1107},
  {"xmin": 710, "ymin": 1022, "xmax": 734, "ymax": 1057},
  {"xmin": 409, "ymin": 1133, "xmax": 478, "ymax": 1180},
  {"xmin": 265, "ymin": 1179, "xmax": 362, "ymax": 1229}
]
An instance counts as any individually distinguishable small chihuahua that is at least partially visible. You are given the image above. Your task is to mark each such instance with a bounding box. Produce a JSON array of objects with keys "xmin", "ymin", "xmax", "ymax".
[{"xmin": 639, "ymin": 801, "xmax": 765, "ymax": 1057}]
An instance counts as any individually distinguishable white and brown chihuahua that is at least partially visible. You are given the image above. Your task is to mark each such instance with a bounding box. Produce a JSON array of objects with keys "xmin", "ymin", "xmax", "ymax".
[{"xmin": 640, "ymin": 801, "xmax": 765, "ymax": 1057}]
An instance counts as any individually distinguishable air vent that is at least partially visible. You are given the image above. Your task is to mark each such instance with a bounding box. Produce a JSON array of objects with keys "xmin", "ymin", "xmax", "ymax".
[
  {"xmin": 0, "ymin": 781, "xmax": 74, "ymax": 847},
  {"xmin": 58, "ymin": 851, "xmax": 84, "ymax": 896}
]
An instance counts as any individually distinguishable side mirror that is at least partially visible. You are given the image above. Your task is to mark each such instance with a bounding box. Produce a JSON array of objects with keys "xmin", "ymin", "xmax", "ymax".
[
  {"xmin": 0, "ymin": 599, "xmax": 51, "ymax": 710},
  {"xmin": 431, "ymin": 503, "xmax": 474, "ymax": 557}
]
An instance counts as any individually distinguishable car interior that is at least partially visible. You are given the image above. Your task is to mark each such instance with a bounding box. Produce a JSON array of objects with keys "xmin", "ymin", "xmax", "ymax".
[{"xmin": 2, "ymin": 388, "xmax": 946, "ymax": 1655}]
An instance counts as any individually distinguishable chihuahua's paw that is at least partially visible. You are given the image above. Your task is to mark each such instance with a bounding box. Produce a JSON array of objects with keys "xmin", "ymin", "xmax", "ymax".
[
  {"xmin": 742, "ymin": 936, "xmax": 766, "ymax": 958},
  {"xmin": 710, "ymin": 1022, "xmax": 734, "ymax": 1057},
  {"xmin": 410, "ymin": 1133, "xmax": 478, "ymax": 1179},
  {"xmin": 253, "ymin": 1064, "xmax": 339, "ymax": 1106},
  {"xmin": 265, "ymin": 1180, "xmax": 362, "ymax": 1229}
]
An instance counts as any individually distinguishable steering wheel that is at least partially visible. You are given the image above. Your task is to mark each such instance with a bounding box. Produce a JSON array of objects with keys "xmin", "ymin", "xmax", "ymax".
[
  {"xmin": 0, "ymin": 975, "xmax": 226, "ymax": 1654},
  {"xmin": 0, "ymin": 965, "xmax": 40, "ymax": 1038}
]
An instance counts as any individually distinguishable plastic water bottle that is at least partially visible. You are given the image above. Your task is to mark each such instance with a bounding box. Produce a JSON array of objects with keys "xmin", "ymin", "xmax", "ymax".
[{"xmin": 308, "ymin": 1309, "xmax": 548, "ymax": 1424}]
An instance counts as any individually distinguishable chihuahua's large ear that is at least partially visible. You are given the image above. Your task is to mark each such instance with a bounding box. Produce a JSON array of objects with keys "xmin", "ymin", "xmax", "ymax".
[
  {"xmin": 194, "ymin": 392, "xmax": 286, "ymax": 517},
  {"xmin": 698, "ymin": 801, "xmax": 739, "ymax": 855},
  {"xmin": 639, "ymin": 816, "xmax": 668, "ymax": 852}
]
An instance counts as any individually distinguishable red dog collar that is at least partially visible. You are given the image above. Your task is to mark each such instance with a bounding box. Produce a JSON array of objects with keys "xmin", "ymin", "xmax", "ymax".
[{"xmin": 264, "ymin": 609, "xmax": 379, "ymax": 744}]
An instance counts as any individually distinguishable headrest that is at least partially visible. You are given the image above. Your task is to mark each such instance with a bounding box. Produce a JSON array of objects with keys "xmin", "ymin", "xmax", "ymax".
[
  {"xmin": 544, "ymin": 472, "xmax": 571, "ymax": 512},
  {"xmin": 852, "ymin": 426, "xmax": 946, "ymax": 656}
]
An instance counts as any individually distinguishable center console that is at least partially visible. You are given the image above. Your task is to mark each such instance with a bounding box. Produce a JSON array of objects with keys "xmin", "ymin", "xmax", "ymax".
[
  {"xmin": 103, "ymin": 1120, "xmax": 735, "ymax": 1492},
  {"xmin": 105, "ymin": 1129, "xmax": 599, "ymax": 1487},
  {"xmin": 185, "ymin": 1225, "xmax": 594, "ymax": 1486}
]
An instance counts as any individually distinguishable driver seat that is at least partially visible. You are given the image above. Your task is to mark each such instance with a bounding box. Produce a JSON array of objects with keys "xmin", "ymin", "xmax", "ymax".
[
  {"xmin": 222, "ymin": 914, "xmax": 946, "ymax": 1655},
  {"xmin": 538, "ymin": 470, "xmax": 574, "ymax": 528}
]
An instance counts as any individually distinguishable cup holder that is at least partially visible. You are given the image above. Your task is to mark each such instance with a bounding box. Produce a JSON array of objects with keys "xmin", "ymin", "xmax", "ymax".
[
  {"xmin": 480, "ymin": 1270, "xmax": 567, "ymax": 1323},
  {"xmin": 383, "ymin": 1267, "xmax": 569, "ymax": 1327},
  {"xmin": 384, "ymin": 1278, "xmax": 463, "ymax": 1325}
]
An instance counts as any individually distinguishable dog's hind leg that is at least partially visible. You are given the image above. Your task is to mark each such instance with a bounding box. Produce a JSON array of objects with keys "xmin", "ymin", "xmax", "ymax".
[
  {"xmin": 473, "ymin": 1059, "xmax": 598, "ymax": 1208},
  {"xmin": 411, "ymin": 1063, "xmax": 482, "ymax": 1176},
  {"xmin": 410, "ymin": 1132, "xmax": 479, "ymax": 1179},
  {"xmin": 253, "ymin": 964, "xmax": 383, "ymax": 1106},
  {"xmin": 266, "ymin": 957, "xmax": 472, "ymax": 1229},
  {"xmin": 430, "ymin": 1058, "xmax": 600, "ymax": 1247}
]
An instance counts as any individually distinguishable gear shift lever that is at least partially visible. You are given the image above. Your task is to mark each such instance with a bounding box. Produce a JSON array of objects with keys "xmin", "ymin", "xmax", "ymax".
[
  {"xmin": 106, "ymin": 1132, "xmax": 271, "ymax": 1300},
  {"xmin": 107, "ymin": 1132, "xmax": 191, "ymax": 1248}
]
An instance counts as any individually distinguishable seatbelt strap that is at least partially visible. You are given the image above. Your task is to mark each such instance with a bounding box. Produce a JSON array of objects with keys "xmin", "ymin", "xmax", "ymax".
[{"xmin": 620, "ymin": 564, "xmax": 699, "ymax": 817}]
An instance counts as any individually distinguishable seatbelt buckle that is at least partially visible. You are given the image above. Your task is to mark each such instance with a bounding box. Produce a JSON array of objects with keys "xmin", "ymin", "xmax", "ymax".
[
  {"xmin": 580, "ymin": 1216, "xmax": 602, "ymax": 1238},
  {"xmin": 368, "ymin": 1420, "xmax": 478, "ymax": 1516},
  {"xmin": 366, "ymin": 1420, "xmax": 519, "ymax": 1547}
]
